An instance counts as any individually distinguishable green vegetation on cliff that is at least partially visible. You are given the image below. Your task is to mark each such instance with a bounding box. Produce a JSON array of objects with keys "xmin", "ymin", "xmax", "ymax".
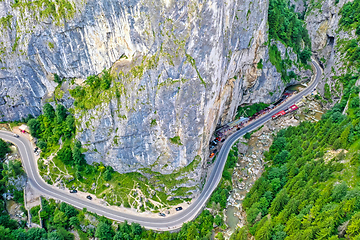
[
  {"xmin": 12, "ymin": 0, "xmax": 76, "ymax": 25},
  {"xmin": 236, "ymin": 102, "xmax": 270, "ymax": 119},
  {"xmin": 323, "ymin": 0, "xmax": 360, "ymax": 102},
  {"xmin": 268, "ymin": 0, "xmax": 312, "ymax": 82},
  {"xmin": 69, "ymin": 69, "xmax": 115, "ymax": 110},
  {"xmin": 340, "ymin": 0, "xmax": 360, "ymax": 34},
  {"xmin": 339, "ymin": 0, "xmax": 360, "ymax": 69},
  {"xmin": 28, "ymin": 103, "xmax": 75, "ymax": 156},
  {"xmin": 27, "ymin": 103, "xmax": 199, "ymax": 209}
]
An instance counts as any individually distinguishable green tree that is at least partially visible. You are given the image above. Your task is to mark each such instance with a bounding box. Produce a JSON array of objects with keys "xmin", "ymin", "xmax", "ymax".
[
  {"xmin": 85, "ymin": 75, "xmax": 101, "ymax": 89},
  {"xmin": 255, "ymin": 220, "xmax": 272, "ymax": 240},
  {"xmin": 215, "ymin": 232, "xmax": 225, "ymax": 240},
  {"xmin": 244, "ymin": 132, "xmax": 252, "ymax": 139},
  {"xmin": 100, "ymin": 69, "xmax": 112, "ymax": 90},
  {"xmin": 11, "ymin": 228, "xmax": 27, "ymax": 240},
  {"xmin": 47, "ymin": 231, "xmax": 64, "ymax": 240},
  {"xmin": 57, "ymin": 227, "xmax": 74, "ymax": 240},
  {"xmin": 131, "ymin": 222, "xmax": 142, "ymax": 236},
  {"xmin": 57, "ymin": 146, "xmax": 73, "ymax": 165},
  {"xmin": 347, "ymin": 212, "xmax": 360, "ymax": 238},
  {"xmin": 25, "ymin": 114, "xmax": 34, "ymax": 123},
  {"xmin": 53, "ymin": 210, "xmax": 68, "ymax": 227},
  {"xmin": 271, "ymin": 137, "xmax": 287, "ymax": 154},
  {"xmin": 271, "ymin": 224, "xmax": 287, "ymax": 240},
  {"xmin": 60, "ymin": 202, "xmax": 78, "ymax": 218},
  {"xmin": 37, "ymin": 140, "xmax": 47, "ymax": 150},
  {"xmin": 269, "ymin": 189, "xmax": 289, "ymax": 216},
  {"xmin": 26, "ymin": 228, "xmax": 47, "ymax": 240},
  {"xmin": 214, "ymin": 215, "xmax": 223, "ymax": 226},
  {"xmin": 72, "ymin": 141, "xmax": 85, "ymax": 166},
  {"xmin": 104, "ymin": 168, "xmax": 113, "ymax": 181},
  {"xmin": 95, "ymin": 221, "xmax": 115, "ymax": 240},
  {"xmin": 230, "ymin": 227, "xmax": 249, "ymax": 240},
  {"xmin": 28, "ymin": 118, "xmax": 41, "ymax": 138},
  {"xmin": 113, "ymin": 232, "xmax": 125, "ymax": 240},
  {"xmin": 247, "ymin": 206, "xmax": 261, "ymax": 224},
  {"xmin": 332, "ymin": 182, "xmax": 348, "ymax": 202},
  {"xmin": 284, "ymin": 216, "xmax": 301, "ymax": 236},
  {"xmin": 0, "ymin": 139, "xmax": 10, "ymax": 160},
  {"xmin": 56, "ymin": 104, "xmax": 67, "ymax": 123},
  {"xmin": 0, "ymin": 215, "xmax": 18, "ymax": 230},
  {"xmin": 54, "ymin": 73, "xmax": 62, "ymax": 84},
  {"xmin": 118, "ymin": 220, "xmax": 131, "ymax": 234},
  {"xmin": 351, "ymin": 97, "xmax": 360, "ymax": 108},
  {"xmin": 43, "ymin": 103, "xmax": 55, "ymax": 119},
  {"xmin": 0, "ymin": 226, "xmax": 11, "ymax": 240},
  {"xmin": 222, "ymin": 170, "xmax": 232, "ymax": 181},
  {"xmin": 274, "ymin": 150, "xmax": 290, "ymax": 165},
  {"xmin": 65, "ymin": 115, "xmax": 75, "ymax": 133},
  {"xmin": 186, "ymin": 224, "xmax": 199, "ymax": 240},
  {"xmin": 69, "ymin": 216, "xmax": 80, "ymax": 228},
  {"xmin": 300, "ymin": 48, "xmax": 312, "ymax": 64}
]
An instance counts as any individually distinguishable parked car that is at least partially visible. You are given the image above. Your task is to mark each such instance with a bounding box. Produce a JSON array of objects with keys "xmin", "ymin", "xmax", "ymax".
[
  {"xmin": 221, "ymin": 139, "xmax": 225, "ymax": 142},
  {"xmin": 70, "ymin": 190, "xmax": 77, "ymax": 193},
  {"xmin": 13, "ymin": 134, "xmax": 19, "ymax": 138},
  {"xmin": 86, "ymin": 195, "xmax": 92, "ymax": 200},
  {"xmin": 34, "ymin": 147, "xmax": 38, "ymax": 153},
  {"xmin": 212, "ymin": 140, "xmax": 218, "ymax": 145},
  {"xmin": 209, "ymin": 153, "xmax": 215, "ymax": 158},
  {"xmin": 175, "ymin": 207, "xmax": 183, "ymax": 211},
  {"xmin": 210, "ymin": 145, "xmax": 215, "ymax": 150},
  {"xmin": 213, "ymin": 149, "xmax": 218, "ymax": 154},
  {"xmin": 159, "ymin": 213, "xmax": 166, "ymax": 217}
]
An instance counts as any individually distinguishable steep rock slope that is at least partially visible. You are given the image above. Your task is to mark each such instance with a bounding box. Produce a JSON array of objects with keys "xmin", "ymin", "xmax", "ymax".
[
  {"xmin": 0, "ymin": 0, "xmax": 290, "ymax": 181},
  {"xmin": 305, "ymin": 0, "xmax": 355, "ymax": 105}
]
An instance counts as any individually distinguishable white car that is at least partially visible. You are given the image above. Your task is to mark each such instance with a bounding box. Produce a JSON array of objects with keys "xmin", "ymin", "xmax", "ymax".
[{"xmin": 13, "ymin": 134, "xmax": 19, "ymax": 138}]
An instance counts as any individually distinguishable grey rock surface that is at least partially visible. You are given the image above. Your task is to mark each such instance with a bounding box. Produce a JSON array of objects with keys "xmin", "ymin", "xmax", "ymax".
[
  {"xmin": 0, "ymin": 0, "xmax": 302, "ymax": 186},
  {"xmin": 305, "ymin": 0, "xmax": 355, "ymax": 107}
]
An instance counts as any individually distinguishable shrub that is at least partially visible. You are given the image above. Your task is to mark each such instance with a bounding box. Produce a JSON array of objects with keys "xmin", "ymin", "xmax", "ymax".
[{"xmin": 169, "ymin": 136, "xmax": 182, "ymax": 145}]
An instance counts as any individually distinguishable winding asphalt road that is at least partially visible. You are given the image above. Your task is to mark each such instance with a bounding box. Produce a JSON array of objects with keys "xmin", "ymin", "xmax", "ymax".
[{"xmin": 0, "ymin": 59, "xmax": 322, "ymax": 230}]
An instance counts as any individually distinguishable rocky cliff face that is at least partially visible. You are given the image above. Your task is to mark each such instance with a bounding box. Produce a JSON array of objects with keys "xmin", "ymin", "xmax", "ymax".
[
  {"xmin": 304, "ymin": 0, "xmax": 354, "ymax": 105},
  {"xmin": 0, "ymin": 0, "xmax": 294, "ymax": 182}
]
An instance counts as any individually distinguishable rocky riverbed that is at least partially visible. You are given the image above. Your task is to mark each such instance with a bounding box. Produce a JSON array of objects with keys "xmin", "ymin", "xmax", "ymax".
[{"xmin": 222, "ymin": 93, "xmax": 324, "ymax": 238}]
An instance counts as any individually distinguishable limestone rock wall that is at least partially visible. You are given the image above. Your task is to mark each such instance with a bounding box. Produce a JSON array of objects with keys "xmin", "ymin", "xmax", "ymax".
[
  {"xmin": 0, "ymin": 0, "xmax": 291, "ymax": 182},
  {"xmin": 304, "ymin": 0, "xmax": 354, "ymax": 106}
]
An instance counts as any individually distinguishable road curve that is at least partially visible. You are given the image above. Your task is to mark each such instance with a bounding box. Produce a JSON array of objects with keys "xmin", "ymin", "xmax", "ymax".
[{"xmin": 0, "ymin": 59, "xmax": 322, "ymax": 230}]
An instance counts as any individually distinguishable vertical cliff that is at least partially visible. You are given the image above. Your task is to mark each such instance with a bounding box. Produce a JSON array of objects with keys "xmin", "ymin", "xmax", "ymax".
[
  {"xmin": 0, "ymin": 0, "xmax": 297, "ymax": 187},
  {"xmin": 304, "ymin": 0, "xmax": 355, "ymax": 105}
]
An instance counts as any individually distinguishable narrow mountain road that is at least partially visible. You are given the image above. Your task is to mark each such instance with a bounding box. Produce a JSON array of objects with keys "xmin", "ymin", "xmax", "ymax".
[{"xmin": 0, "ymin": 59, "xmax": 322, "ymax": 230}]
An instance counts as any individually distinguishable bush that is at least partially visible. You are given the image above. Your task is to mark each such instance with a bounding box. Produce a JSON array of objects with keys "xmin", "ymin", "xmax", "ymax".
[
  {"xmin": 244, "ymin": 132, "xmax": 252, "ymax": 139},
  {"xmin": 54, "ymin": 74, "xmax": 62, "ymax": 84},
  {"xmin": 169, "ymin": 136, "xmax": 182, "ymax": 145},
  {"xmin": 236, "ymin": 102, "xmax": 270, "ymax": 118}
]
